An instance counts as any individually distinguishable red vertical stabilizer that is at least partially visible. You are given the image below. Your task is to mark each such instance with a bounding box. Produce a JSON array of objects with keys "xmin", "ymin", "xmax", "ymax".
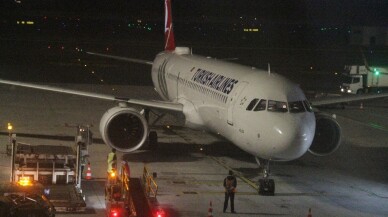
[{"xmin": 164, "ymin": 0, "xmax": 175, "ymax": 51}]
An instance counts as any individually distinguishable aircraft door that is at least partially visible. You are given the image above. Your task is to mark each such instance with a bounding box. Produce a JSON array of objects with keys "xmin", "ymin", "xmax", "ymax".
[{"xmin": 227, "ymin": 81, "xmax": 248, "ymax": 125}]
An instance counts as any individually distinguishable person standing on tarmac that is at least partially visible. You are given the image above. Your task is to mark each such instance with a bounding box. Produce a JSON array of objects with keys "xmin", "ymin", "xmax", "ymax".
[
  {"xmin": 80, "ymin": 154, "xmax": 89, "ymax": 179},
  {"xmin": 223, "ymin": 170, "xmax": 237, "ymax": 213},
  {"xmin": 107, "ymin": 148, "xmax": 117, "ymax": 175}
]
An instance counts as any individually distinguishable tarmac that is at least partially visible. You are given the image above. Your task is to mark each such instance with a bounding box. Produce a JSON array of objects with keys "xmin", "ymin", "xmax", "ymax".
[{"xmin": 0, "ymin": 84, "xmax": 387, "ymax": 217}]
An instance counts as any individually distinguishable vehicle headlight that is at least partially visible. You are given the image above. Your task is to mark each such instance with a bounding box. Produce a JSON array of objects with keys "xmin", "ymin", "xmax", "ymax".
[{"xmin": 347, "ymin": 89, "xmax": 351, "ymax": 93}]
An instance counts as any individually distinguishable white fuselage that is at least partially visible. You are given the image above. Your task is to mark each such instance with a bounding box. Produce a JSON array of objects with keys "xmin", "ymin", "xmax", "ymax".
[{"xmin": 151, "ymin": 49, "xmax": 316, "ymax": 161}]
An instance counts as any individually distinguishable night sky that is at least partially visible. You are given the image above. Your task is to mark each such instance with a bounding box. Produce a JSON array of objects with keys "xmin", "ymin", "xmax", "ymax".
[{"xmin": 1, "ymin": 0, "xmax": 387, "ymax": 25}]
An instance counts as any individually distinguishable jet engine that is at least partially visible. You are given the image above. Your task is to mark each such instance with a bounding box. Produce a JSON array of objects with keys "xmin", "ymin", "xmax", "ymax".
[
  {"xmin": 309, "ymin": 113, "xmax": 341, "ymax": 156},
  {"xmin": 100, "ymin": 106, "xmax": 149, "ymax": 153}
]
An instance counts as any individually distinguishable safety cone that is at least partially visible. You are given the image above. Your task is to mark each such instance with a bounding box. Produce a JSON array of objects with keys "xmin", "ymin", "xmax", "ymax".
[
  {"xmin": 360, "ymin": 102, "xmax": 364, "ymax": 109},
  {"xmin": 207, "ymin": 201, "xmax": 213, "ymax": 217},
  {"xmin": 86, "ymin": 163, "xmax": 92, "ymax": 180},
  {"xmin": 307, "ymin": 208, "xmax": 312, "ymax": 217}
]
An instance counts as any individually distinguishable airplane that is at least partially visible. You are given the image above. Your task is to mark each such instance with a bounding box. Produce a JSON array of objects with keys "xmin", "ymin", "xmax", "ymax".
[{"xmin": 1, "ymin": 0, "xmax": 388, "ymax": 195}]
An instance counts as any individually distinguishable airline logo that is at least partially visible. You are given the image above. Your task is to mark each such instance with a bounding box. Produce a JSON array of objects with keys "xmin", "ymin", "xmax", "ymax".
[
  {"xmin": 191, "ymin": 68, "xmax": 239, "ymax": 95},
  {"xmin": 164, "ymin": 0, "xmax": 175, "ymax": 51}
]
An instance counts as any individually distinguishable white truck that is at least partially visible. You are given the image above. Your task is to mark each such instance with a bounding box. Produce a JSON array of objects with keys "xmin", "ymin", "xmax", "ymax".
[{"xmin": 341, "ymin": 65, "xmax": 388, "ymax": 94}]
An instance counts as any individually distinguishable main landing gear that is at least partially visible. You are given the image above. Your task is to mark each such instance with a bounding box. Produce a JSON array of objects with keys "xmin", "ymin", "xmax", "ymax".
[
  {"xmin": 255, "ymin": 157, "xmax": 275, "ymax": 196},
  {"xmin": 142, "ymin": 108, "xmax": 159, "ymax": 150}
]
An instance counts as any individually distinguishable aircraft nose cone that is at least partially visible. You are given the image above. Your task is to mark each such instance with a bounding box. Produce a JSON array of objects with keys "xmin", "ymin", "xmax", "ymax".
[{"xmin": 270, "ymin": 113, "xmax": 315, "ymax": 160}]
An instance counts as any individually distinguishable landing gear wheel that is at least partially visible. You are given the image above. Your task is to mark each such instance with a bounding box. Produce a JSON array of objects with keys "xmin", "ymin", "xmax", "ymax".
[
  {"xmin": 258, "ymin": 178, "xmax": 275, "ymax": 196},
  {"xmin": 148, "ymin": 131, "xmax": 158, "ymax": 150},
  {"xmin": 255, "ymin": 157, "xmax": 275, "ymax": 196}
]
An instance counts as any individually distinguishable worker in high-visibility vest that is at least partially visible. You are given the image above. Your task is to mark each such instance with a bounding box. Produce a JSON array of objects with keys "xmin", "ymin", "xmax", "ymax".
[{"xmin": 107, "ymin": 148, "xmax": 117, "ymax": 175}]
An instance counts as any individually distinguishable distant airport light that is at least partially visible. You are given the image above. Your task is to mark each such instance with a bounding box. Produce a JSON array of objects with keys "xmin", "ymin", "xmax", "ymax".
[
  {"xmin": 16, "ymin": 20, "xmax": 34, "ymax": 25},
  {"xmin": 243, "ymin": 28, "xmax": 259, "ymax": 32},
  {"xmin": 7, "ymin": 123, "xmax": 13, "ymax": 131},
  {"xmin": 374, "ymin": 68, "xmax": 380, "ymax": 75}
]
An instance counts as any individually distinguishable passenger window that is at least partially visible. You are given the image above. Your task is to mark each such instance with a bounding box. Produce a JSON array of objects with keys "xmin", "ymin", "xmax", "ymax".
[
  {"xmin": 289, "ymin": 101, "xmax": 305, "ymax": 113},
  {"xmin": 253, "ymin": 99, "xmax": 266, "ymax": 111},
  {"xmin": 303, "ymin": 100, "xmax": 313, "ymax": 112},
  {"xmin": 268, "ymin": 100, "xmax": 288, "ymax": 112},
  {"xmin": 246, "ymin": 98, "xmax": 259, "ymax": 111}
]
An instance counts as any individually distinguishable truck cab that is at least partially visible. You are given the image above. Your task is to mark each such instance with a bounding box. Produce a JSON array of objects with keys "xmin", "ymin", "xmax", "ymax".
[
  {"xmin": 341, "ymin": 65, "xmax": 388, "ymax": 94},
  {"xmin": 341, "ymin": 74, "xmax": 363, "ymax": 94}
]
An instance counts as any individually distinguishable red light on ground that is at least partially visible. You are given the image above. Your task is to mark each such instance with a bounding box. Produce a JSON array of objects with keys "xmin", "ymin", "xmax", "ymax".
[
  {"xmin": 153, "ymin": 208, "xmax": 165, "ymax": 217},
  {"xmin": 110, "ymin": 209, "xmax": 119, "ymax": 217}
]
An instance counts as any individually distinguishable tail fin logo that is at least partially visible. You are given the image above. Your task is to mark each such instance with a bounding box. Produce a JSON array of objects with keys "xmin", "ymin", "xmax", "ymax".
[{"xmin": 164, "ymin": 0, "xmax": 175, "ymax": 51}]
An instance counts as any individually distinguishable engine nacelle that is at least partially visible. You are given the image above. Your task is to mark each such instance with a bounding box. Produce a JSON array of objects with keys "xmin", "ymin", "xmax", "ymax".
[
  {"xmin": 309, "ymin": 113, "xmax": 341, "ymax": 156},
  {"xmin": 100, "ymin": 106, "xmax": 149, "ymax": 153}
]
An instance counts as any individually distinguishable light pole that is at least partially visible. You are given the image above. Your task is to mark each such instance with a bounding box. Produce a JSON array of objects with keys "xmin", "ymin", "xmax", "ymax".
[
  {"xmin": 7, "ymin": 123, "xmax": 15, "ymax": 182},
  {"xmin": 7, "ymin": 123, "xmax": 12, "ymax": 144}
]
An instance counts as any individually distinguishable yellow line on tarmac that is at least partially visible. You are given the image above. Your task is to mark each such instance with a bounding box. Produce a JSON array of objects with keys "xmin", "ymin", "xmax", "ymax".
[{"xmin": 209, "ymin": 156, "xmax": 259, "ymax": 191}]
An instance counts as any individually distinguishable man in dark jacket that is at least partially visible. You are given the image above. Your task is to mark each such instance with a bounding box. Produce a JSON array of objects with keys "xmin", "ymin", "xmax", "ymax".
[{"xmin": 223, "ymin": 170, "xmax": 237, "ymax": 213}]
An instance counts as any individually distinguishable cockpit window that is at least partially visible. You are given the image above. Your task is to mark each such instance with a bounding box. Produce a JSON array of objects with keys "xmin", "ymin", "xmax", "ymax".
[
  {"xmin": 303, "ymin": 100, "xmax": 313, "ymax": 112},
  {"xmin": 289, "ymin": 101, "xmax": 305, "ymax": 113},
  {"xmin": 253, "ymin": 99, "xmax": 266, "ymax": 111},
  {"xmin": 246, "ymin": 98, "xmax": 259, "ymax": 111},
  {"xmin": 268, "ymin": 100, "xmax": 288, "ymax": 112}
]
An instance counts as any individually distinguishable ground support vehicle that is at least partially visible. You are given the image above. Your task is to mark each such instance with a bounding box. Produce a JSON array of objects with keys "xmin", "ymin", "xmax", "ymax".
[
  {"xmin": 341, "ymin": 65, "xmax": 388, "ymax": 94},
  {"xmin": 105, "ymin": 161, "xmax": 137, "ymax": 217},
  {"xmin": 0, "ymin": 183, "xmax": 55, "ymax": 217},
  {"xmin": 13, "ymin": 143, "xmax": 86, "ymax": 213}
]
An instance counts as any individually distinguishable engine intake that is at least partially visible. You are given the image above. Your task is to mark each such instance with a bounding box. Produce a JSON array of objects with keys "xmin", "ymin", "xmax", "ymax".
[
  {"xmin": 100, "ymin": 106, "xmax": 149, "ymax": 153},
  {"xmin": 309, "ymin": 113, "xmax": 341, "ymax": 156}
]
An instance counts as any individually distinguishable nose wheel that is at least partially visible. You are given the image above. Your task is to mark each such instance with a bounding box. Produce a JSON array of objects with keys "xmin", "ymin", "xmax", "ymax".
[{"xmin": 255, "ymin": 157, "xmax": 275, "ymax": 196}]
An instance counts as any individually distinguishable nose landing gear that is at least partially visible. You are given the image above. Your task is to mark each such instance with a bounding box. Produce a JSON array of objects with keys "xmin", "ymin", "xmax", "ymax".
[{"xmin": 255, "ymin": 157, "xmax": 275, "ymax": 196}]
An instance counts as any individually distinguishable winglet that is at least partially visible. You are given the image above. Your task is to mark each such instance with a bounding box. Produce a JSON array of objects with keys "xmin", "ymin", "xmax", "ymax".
[{"xmin": 164, "ymin": 0, "xmax": 175, "ymax": 51}]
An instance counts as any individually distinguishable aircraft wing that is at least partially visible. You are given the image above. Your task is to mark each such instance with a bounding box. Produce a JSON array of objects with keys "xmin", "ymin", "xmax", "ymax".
[
  {"xmin": 310, "ymin": 93, "xmax": 388, "ymax": 106},
  {"xmin": 86, "ymin": 52, "xmax": 154, "ymax": 65},
  {"xmin": 0, "ymin": 79, "xmax": 183, "ymax": 112}
]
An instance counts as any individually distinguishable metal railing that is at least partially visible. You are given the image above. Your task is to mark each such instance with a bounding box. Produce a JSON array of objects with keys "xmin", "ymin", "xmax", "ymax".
[{"xmin": 143, "ymin": 166, "xmax": 158, "ymax": 198}]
